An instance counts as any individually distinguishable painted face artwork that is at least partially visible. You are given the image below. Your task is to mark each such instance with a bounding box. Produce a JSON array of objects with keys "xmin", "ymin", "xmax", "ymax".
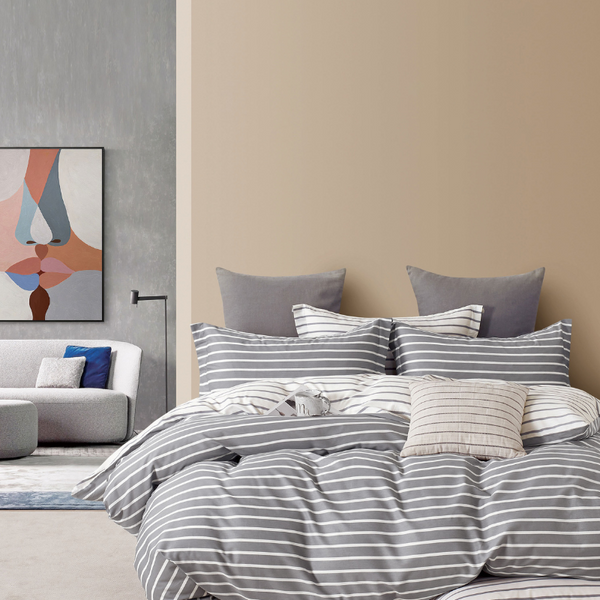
[{"xmin": 0, "ymin": 148, "xmax": 103, "ymax": 321}]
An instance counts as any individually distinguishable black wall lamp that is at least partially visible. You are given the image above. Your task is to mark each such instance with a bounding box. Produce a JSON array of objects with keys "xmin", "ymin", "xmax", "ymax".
[{"xmin": 130, "ymin": 290, "xmax": 169, "ymax": 416}]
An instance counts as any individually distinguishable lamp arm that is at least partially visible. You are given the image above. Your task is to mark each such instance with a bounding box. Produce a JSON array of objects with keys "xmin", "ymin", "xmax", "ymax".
[{"xmin": 137, "ymin": 295, "xmax": 168, "ymax": 301}]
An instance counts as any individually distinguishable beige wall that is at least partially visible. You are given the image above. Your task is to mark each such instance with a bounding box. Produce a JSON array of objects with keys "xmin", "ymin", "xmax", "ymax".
[{"xmin": 187, "ymin": 0, "xmax": 600, "ymax": 398}]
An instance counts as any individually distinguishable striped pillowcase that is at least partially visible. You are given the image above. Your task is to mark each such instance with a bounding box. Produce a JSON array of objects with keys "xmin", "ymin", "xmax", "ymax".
[
  {"xmin": 401, "ymin": 378, "xmax": 528, "ymax": 460},
  {"xmin": 522, "ymin": 384, "xmax": 600, "ymax": 446},
  {"xmin": 435, "ymin": 576, "xmax": 600, "ymax": 600},
  {"xmin": 191, "ymin": 320, "xmax": 392, "ymax": 394},
  {"xmin": 190, "ymin": 374, "xmax": 414, "ymax": 420},
  {"xmin": 293, "ymin": 304, "xmax": 484, "ymax": 375},
  {"xmin": 392, "ymin": 320, "xmax": 572, "ymax": 386}
]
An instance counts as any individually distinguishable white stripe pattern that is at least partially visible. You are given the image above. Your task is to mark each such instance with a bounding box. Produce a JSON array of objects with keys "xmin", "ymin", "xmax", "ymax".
[
  {"xmin": 72, "ymin": 375, "xmax": 600, "ymax": 500},
  {"xmin": 436, "ymin": 575, "xmax": 600, "ymax": 599},
  {"xmin": 393, "ymin": 320, "xmax": 572, "ymax": 386},
  {"xmin": 191, "ymin": 320, "xmax": 392, "ymax": 394},
  {"xmin": 293, "ymin": 303, "xmax": 484, "ymax": 375},
  {"xmin": 79, "ymin": 414, "xmax": 600, "ymax": 600}
]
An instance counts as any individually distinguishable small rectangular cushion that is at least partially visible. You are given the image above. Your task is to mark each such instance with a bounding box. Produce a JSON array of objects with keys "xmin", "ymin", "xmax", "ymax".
[
  {"xmin": 36, "ymin": 357, "xmax": 86, "ymax": 389},
  {"xmin": 64, "ymin": 345, "xmax": 112, "ymax": 389},
  {"xmin": 406, "ymin": 265, "xmax": 545, "ymax": 338},
  {"xmin": 216, "ymin": 267, "xmax": 346, "ymax": 337},
  {"xmin": 293, "ymin": 303, "xmax": 483, "ymax": 375},
  {"xmin": 191, "ymin": 319, "xmax": 392, "ymax": 394},
  {"xmin": 401, "ymin": 378, "xmax": 528, "ymax": 460},
  {"xmin": 392, "ymin": 320, "xmax": 571, "ymax": 387}
]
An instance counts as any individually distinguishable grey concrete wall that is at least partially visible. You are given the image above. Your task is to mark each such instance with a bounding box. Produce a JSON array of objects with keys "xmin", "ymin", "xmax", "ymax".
[{"xmin": 0, "ymin": 0, "xmax": 176, "ymax": 429}]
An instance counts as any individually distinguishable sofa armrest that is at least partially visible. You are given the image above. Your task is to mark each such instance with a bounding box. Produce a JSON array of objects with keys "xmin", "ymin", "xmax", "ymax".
[{"xmin": 105, "ymin": 341, "xmax": 143, "ymax": 439}]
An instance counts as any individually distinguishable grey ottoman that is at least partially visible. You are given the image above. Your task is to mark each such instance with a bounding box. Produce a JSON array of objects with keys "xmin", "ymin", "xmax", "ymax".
[{"xmin": 0, "ymin": 400, "xmax": 38, "ymax": 459}]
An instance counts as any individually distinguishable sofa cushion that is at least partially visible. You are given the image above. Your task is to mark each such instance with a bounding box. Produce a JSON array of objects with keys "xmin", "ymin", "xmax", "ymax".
[
  {"xmin": 36, "ymin": 357, "xmax": 86, "ymax": 389},
  {"xmin": 64, "ymin": 345, "xmax": 112, "ymax": 388},
  {"xmin": 0, "ymin": 388, "xmax": 128, "ymax": 444}
]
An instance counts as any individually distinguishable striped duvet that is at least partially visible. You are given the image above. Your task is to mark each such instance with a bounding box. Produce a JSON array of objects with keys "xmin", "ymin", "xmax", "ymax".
[{"xmin": 73, "ymin": 382, "xmax": 600, "ymax": 600}]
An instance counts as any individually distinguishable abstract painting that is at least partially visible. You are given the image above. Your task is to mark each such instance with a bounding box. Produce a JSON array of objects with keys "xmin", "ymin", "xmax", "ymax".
[{"xmin": 0, "ymin": 148, "xmax": 103, "ymax": 321}]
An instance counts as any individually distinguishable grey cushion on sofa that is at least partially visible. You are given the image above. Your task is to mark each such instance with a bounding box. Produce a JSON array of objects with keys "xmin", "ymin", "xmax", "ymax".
[
  {"xmin": 216, "ymin": 267, "xmax": 346, "ymax": 337},
  {"xmin": 0, "ymin": 339, "xmax": 142, "ymax": 442},
  {"xmin": 36, "ymin": 357, "xmax": 86, "ymax": 389},
  {"xmin": 406, "ymin": 266, "xmax": 545, "ymax": 338}
]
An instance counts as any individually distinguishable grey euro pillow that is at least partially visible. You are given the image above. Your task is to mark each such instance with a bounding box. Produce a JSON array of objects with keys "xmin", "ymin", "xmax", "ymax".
[
  {"xmin": 392, "ymin": 320, "xmax": 571, "ymax": 387},
  {"xmin": 191, "ymin": 319, "xmax": 391, "ymax": 394},
  {"xmin": 36, "ymin": 357, "xmax": 86, "ymax": 389},
  {"xmin": 406, "ymin": 265, "xmax": 545, "ymax": 338},
  {"xmin": 216, "ymin": 267, "xmax": 346, "ymax": 337}
]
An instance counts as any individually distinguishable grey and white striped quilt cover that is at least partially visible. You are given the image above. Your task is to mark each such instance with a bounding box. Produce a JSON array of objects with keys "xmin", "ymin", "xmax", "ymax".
[{"xmin": 73, "ymin": 395, "xmax": 600, "ymax": 600}]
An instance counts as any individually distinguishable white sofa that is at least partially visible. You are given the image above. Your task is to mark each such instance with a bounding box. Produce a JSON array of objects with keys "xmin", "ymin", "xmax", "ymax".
[{"xmin": 0, "ymin": 339, "xmax": 142, "ymax": 444}]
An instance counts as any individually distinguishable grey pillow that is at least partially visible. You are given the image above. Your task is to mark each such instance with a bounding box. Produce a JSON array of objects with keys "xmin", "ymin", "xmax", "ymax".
[
  {"xmin": 216, "ymin": 267, "xmax": 346, "ymax": 337},
  {"xmin": 406, "ymin": 265, "xmax": 545, "ymax": 338},
  {"xmin": 36, "ymin": 357, "xmax": 86, "ymax": 389},
  {"xmin": 191, "ymin": 318, "xmax": 391, "ymax": 394}
]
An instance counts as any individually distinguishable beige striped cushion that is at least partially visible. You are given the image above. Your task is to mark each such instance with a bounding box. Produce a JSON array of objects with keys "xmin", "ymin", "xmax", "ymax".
[{"xmin": 401, "ymin": 378, "xmax": 528, "ymax": 460}]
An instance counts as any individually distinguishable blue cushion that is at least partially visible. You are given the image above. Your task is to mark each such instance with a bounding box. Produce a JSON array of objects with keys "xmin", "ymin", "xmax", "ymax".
[{"xmin": 63, "ymin": 345, "xmax": 112, "ymax": 389}]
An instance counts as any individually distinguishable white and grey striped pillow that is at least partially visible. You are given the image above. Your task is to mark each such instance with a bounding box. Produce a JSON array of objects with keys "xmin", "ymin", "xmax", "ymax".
[
  {"xmin": 191, "ymin": 320, "xmax": 392, "ymax": 394},
  {"xmin": 435, "ymin": 576, "xmax": 600, "ymax": 600},
  {"xmin": 186, "ymin": 374, "xmax": 415, "ymax": 419},
  {"xmin": 419, "ymin": 374, "xmax": 599, "ymax": 446},
  {"xmin": 293, "ymin": 304, "xmax": 484, "ymax": 375},
  {"xmin": 522, "ymin": 384, "xmax": 600, "ymax": 446},
  {"xmin": 401, "ymin": 378, "xmax": 528, "ymax": 460},
  {"xmin": 392, "ymin": 320, "xmax": 572, "ymax": 386}
]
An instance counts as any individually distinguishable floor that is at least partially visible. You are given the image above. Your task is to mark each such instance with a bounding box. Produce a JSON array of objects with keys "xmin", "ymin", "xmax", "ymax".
[
  {"xmin": 0, "ymin": 446, "xmax": 147, "ymax": 600},
  {"xmin": 0, "ymin": 510, "xmax": 146, "ymax": 600}
]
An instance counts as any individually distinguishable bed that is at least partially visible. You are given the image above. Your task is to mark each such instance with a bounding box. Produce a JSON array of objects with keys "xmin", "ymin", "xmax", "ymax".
[{"xmin": 73, "ymin": 268, "xmax": 600, "ymax": 600}]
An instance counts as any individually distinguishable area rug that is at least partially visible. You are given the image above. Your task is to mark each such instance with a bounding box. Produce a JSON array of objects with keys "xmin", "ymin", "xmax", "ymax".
[
  {"xmin": 0, "ymin": 445, "xmax": 118, "ymax": 510},
  {"xmin": 0, "ymin": 491, "xmax": 104, "ymax": 509}
]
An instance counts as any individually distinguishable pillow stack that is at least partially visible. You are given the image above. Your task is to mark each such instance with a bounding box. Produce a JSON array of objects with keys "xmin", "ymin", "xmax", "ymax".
[
  {"xmin": 35, "ymin": 345, "xmax": 113, "ymax": 389},
  {"xmin": 293, "ymin": 303, "xmax": 484, "ymax": 375}
]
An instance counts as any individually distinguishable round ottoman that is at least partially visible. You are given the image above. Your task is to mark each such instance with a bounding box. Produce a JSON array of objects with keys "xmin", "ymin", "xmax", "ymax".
[{"xmin": 0, "ymin": 400, "xmax": 38, "ymax": 459}]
